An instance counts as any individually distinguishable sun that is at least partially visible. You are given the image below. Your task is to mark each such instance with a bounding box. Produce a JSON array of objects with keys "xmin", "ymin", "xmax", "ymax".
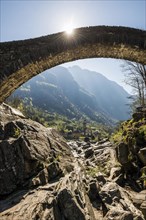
[
  {"xmin": 66, "ymin": 27, "xmax": 73, "ymax": 35},
  {"xmin": 64, "ymin": 24, "xmax": 75, "ymax": 35}
]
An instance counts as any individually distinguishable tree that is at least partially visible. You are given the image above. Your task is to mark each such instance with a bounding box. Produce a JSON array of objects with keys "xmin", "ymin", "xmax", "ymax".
[{"xmin": 121, "ymin": 61, "xmax": 146, "ymax": 108}]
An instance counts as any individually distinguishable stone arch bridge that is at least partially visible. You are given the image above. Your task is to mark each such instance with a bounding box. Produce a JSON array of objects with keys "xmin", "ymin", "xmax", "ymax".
[{"xmin": 0, "ymin": 26, "xmax": 146, "ymax": 103}]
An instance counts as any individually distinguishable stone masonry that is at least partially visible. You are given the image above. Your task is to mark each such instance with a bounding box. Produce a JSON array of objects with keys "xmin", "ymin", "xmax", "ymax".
[{"xmin": 0, "ymin": 26, "xmax": 146, "ymax": 103}]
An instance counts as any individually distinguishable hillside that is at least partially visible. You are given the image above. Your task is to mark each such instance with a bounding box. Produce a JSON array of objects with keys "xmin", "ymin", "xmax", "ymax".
[{"xmin": 7, "ymin": 66, "xmax": 130, "ymax": 126}]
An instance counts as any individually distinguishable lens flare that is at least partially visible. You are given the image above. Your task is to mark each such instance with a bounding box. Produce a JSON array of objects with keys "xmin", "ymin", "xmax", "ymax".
[
  {"xmin": 66, "ymin": 27, "xmax": 74, "ymax": 35},
  {"xmin": 64, "ymin": 23, "xmax": 75, "ymax": 36}
]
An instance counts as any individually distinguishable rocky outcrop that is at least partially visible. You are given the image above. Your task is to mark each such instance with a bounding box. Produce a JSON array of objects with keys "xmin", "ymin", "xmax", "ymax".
[
  {"xmin": 68, "ymin": 140, "xmax": 144, "ymax": 220},
  {"xmin": 116, "ymin": 142, "xmax": 129, "ymax": 164},
  {"xmin": 0, "ymin": 104, "xmax": 72, "ymax": 196},
  {"xmin": 113, "ymin": 112, "xmax": 146, "ymax": 219},
  {"xmin": 0, "ymin": 104, "xmax": 145, "ymax": 219}
]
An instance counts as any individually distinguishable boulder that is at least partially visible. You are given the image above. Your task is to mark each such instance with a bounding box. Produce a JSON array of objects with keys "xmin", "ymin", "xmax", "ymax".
[
  {"xmin": 56, "ymin": 188, "xmax": 86, "ymax": 220},
  {"xmin": 117, "ymin": 142, "xmax": 129, "ymax": 165},
  {"xmin": 87, "ymin": 181, "xmax": 100, "ymax": 202},
  {"xmin": 99, "ymin": 182, "xmax": 121, "ymax": 205},
  {"xmin": 95, "ymin": 172, "xmax": 106, "ymax": 186},
  {"xmin": 84, "ymin": 147, "xmax": 94, "ymax": 158},
  {"xmin": 138, "ymin": 148, "xmax": 146, "ymax": 165}
]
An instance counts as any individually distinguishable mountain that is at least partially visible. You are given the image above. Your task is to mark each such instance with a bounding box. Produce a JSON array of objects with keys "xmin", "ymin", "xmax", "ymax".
[
  {"xmin": 8, "ymin": 65, "xmax": 130, "ymax": 125},
  {"xmin": 69, "ymin": 65, "xmax": 130, "ymax": 120}
]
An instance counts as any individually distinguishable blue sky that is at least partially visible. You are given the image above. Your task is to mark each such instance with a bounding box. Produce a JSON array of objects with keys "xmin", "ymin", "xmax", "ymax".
[{"xmin": 1, "ymin": 0, "xmax": 146, "ymax": 93}]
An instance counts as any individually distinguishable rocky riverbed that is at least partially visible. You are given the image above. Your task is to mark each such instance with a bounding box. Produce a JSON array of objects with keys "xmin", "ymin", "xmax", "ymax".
[{"xmin": 0, "ymin": 103, "xmax": 145, "ymax": 219}]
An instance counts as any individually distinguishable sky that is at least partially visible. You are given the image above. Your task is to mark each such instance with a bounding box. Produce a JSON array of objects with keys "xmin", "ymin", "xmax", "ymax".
[{"xmin": 1, "ymin": 0, "xmax": 146, "ymax": 93}]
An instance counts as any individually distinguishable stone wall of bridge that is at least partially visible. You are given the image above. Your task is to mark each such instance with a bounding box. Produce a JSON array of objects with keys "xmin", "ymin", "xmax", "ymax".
[{"xmin": 0, "ymin": 26, "xmax": 146, "ymax": 103}]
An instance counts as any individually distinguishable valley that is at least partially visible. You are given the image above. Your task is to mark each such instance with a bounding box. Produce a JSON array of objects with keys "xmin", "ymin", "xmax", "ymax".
[{"xmin": 6, "ymin": 66, "xmax": 131, "ymax": 141}]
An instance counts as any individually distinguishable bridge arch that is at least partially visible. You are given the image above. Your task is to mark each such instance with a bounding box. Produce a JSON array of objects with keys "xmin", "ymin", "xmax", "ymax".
[{"xmin": 0, "ymin": 26, "xmax": 146, "ymax": 103}]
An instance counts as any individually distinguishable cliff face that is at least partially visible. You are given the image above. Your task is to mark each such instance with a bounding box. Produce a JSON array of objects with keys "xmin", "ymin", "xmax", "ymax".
[{"xmin": 0, "ymin": 104, "xmax": 145, "ymax": 220}]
